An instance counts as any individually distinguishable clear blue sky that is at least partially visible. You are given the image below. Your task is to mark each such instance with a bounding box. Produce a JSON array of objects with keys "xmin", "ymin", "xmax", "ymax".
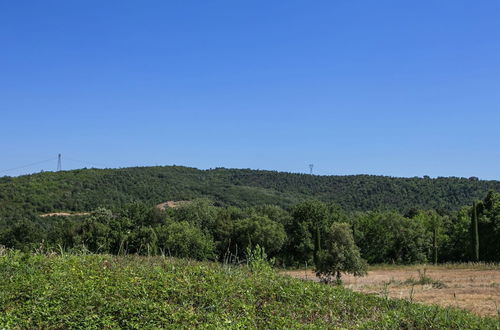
[{"xmin": 1, "ymin": 1, "xmax": 499, "ymax": 179}]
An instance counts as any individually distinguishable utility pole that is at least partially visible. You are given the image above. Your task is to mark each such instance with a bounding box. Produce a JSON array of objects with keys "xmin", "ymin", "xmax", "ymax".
[{"xmin": 57, "ymin": 154, "xmax": 62, "ymax": 171}]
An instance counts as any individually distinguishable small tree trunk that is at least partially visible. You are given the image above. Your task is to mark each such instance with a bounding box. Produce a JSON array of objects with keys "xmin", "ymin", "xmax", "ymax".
[
  {"xmin": 433, "ymin": 226, "xmax": 438, "ymax": 265},
  {"xmin": 472, "ymin": 202, "xmax": 480, "ymax": 261},
  {"xmin": 313, "ymin": 226, "xmax": 321, "ymax": 266},
  {"xmin": 336, "ymin": 271, "xmax": 342, "ymax": 285}
]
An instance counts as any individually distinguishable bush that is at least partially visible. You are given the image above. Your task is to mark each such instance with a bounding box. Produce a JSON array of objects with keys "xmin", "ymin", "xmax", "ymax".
[
  {"xmin": 156, "ymin": 221, "xmax": 215, "ymax": 260},
  {"xmin": 246, "ymin": 244, "xmax": 274, "ymax": 273},
  {"xmin": 233, "ymin": 215, "xmax": 286, "ymax": 255}
]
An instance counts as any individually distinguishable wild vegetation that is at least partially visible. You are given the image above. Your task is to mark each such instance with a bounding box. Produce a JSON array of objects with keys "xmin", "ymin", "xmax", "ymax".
[
  {"xmin": 1, "ymin": 250, "xmax": 498, "ymax": 329},
  {"xmin": 1, "ymin": 166, "xmax": 499, "ymax": 265},
  {"xmin": 1, "ymin": 166, "xmax": 499, "ymax": 327}
]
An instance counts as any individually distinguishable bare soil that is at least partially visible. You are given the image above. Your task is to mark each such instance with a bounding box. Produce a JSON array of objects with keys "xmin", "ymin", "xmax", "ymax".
[
  {"xmin": 156, "ymin": 201, "xmax": 191, "ymax": 210},
  {"xmin": 40, "ymin": 212, "xmax": 90, "ymax": 217},
  {"xmin": 285, "ymin": 266, "xmax": 500, "ymax": 317}
]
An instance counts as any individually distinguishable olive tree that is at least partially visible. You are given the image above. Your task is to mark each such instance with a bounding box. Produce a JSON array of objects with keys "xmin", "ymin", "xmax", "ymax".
[{"xmin": 315, "ymin": 222, "xmax": 367, "ymax": 284}]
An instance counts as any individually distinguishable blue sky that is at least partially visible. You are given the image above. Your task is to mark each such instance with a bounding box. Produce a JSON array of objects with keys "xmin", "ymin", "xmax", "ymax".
[{"xmin": 1, "ymin": 1, "xmax": 499, "ymax": 179}]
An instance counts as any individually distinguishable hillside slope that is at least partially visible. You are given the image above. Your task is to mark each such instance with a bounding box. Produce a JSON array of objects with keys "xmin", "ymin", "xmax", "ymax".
[
  {"xmin": 1, "ymin": 252, "xmax": 497, "ymax": 328},
  {"xmin": 1, "ymin": 166, "xmax": 499, "ymax": 220}
]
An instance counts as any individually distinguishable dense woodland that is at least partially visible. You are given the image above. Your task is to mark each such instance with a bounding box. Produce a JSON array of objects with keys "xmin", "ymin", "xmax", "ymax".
[
  {"xmin": 1, "ymin": 165, "xmax": 499, "ymax": 220},
  {"xmin": 0, "ymin": 166, "xmax": 498, "ymax": 264}
]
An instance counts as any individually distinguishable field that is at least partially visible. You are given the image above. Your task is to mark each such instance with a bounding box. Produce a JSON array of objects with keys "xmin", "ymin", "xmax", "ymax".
[
  {"xmin": 286, "ymin": 264, "xmax": 500, "ymax": 317},
  {"xmin": 1, "ymin": 251, "xmax": 499, "ymax": 329}
]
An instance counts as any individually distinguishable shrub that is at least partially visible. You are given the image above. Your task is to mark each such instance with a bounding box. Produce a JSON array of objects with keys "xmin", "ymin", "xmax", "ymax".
[
  {"xmin": 233, "ymin": 215, "xmax": 286, "ymax": 255},
  {"xmin": 246, "ymin": 244, "xmax": 274, "ymax": 273},
  {"xmin": 156, "ymin": 221, "xmax": 215, "ymax": 260}
]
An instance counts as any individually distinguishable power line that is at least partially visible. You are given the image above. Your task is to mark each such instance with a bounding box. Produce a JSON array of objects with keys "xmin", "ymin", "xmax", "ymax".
[
  {"xmin": 0, "ymin": 155, "xmax": 110, "ymax": 175},
  {"xmin": 64, "ymin": 157, "xmax": 108, "ymax": 168},
  {"xmin": 0, "ymin": 157, "xmax": 58, "ymax": 174},
  {"xmin": 4, "ymin": 156, "xmax": 316, "ymax": 176}
]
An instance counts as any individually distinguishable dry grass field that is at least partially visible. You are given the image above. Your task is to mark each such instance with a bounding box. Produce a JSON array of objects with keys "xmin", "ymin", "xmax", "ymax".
[{"xmin": 285, "ymin": 264, "xmax": 500, "ymax": 317}]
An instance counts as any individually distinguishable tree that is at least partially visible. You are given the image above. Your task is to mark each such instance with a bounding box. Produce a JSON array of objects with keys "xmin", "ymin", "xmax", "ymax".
[
  {"xmin": 76, "ymin": 208, "xmax": 114, "ymax": 253},
  {"xmin": 286, "ymin": 200, "xmax": 328, "ymax": 265},
  {"xmin": 233, "ymin": 215, "xmax": 286, "ymax": 256},
  {"xmin": 0, "ymin": 219, "xmax": 44, "ymax": 251},
  {"xmin": 128, "ymin": 226, "xmax": 158, "ymax": 255},
  {"xmin": 156, "ymin": 221, "xmax": 215, "ymax": 260},
  {"xmin": 351, "ymin": 211, "xmax": 429, "ymax": 264},
  {"xmin": 172, "ymin": 199, "xmax": 219, "ymax": 233},
  {"xmin": 471, "ymin": 201, "xmax": 479, "ymax": 261},
  {"xmin": 315, "ymin": 222, "xmax": 367, "ymax": 284},
  {"xmin": 478, "ymin": 191, "xmax": 500, "ymax": 261},
  {"xmin": 414, "ymin": 210, "xmax": 447, "ymax": 264}
]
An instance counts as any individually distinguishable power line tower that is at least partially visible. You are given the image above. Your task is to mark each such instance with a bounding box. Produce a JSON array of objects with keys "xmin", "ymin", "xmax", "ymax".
[
  {"xmin": 309, "ymin": 164, "xmax": 314, "ymax": 175},
  {"xmin": 57, "ymin": 154, "xmax": 62, "ymax": 171}
]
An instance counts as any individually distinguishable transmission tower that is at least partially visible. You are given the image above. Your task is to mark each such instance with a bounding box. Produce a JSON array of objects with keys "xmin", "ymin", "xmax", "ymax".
[
  {"xmin": 309, "ymin": 164, "xmax": 314, "ymax": 175},
  {"xmin": 57, "ymin": 154, "xmax": 62, "ymax": 171}
]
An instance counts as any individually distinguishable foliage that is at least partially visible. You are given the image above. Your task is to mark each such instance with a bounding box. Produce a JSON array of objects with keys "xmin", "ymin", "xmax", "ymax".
[
  {"xmin": 233, "ymin": 215, "xmax": 286, "ymax": 256},
  {"xmin": 0, "ymin": 177, "xmax": 499, "ymax": 264},
  {"xmin": 411, "ymin": 210, "xmax": 448, "ymax": 264},
  {"xmin": 285, "ymin": 200, "xmax": 329, "ymax": 265},
  {"xmin": 0, "ymin": 219, "xmax": 43, "ymax": 252},
  {"xmin": 0, "ymin": 252, "xmax": 497, "ymax": 329},
  {"xmin": 350, "ymin": 211, "xmax": 430, "ymax": 264},
  {"xmin": 477, "ymin": 191, "xmax": 500, "ymax": 261},
  {"xmin": 155, "ymin": 221, "xmax": 215, "ymax": 260},
  {"xmin": 315, "ymin": 223, "xmax": 367, "ymax": 284},
  {"xmin": 246, "ymin": 244, "xmax": 274, "ymax": 273},
  {"xmin": 1, "ymin": 166, "xmax": 500, "ymax": 223}
]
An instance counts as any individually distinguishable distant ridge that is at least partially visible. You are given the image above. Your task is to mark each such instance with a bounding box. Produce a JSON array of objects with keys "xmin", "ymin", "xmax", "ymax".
[{"xmin": 1, "ymin": 165, "xmax": 499, "ymax": 221}]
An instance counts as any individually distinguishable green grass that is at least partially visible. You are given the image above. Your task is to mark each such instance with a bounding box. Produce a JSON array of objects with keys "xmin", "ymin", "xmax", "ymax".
[{"xmin": 0, "ymin": 252, "xmax": 498, "ymax": 329}]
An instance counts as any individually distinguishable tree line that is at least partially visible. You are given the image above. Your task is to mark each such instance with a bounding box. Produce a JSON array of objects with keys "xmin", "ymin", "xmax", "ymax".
[{"xmin": 1, "ymin": 191, "xmax": 498, "ymax": 265}]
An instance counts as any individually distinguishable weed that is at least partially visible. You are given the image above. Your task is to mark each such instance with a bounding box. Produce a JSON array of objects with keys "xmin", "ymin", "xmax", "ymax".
[
  {"xmin": 404, "ymin": 268, "xmax": 447, "ymax": 288},
  {"xmin": 246, "ymin": 244, "xmax": 274, "ymax": 273}
]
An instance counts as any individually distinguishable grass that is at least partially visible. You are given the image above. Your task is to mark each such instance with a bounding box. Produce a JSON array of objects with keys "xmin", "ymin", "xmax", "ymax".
[
  {"xmin": 286, "ymin": 265, "xmax": 500, "ymax": 317},
  {"xmin": 0, "ymin": 251, "xmax": 499, "ymax": 329},
  {"xmin": 402, "ymin": 269, "xmax": 447, "ymax": 289},
  {"xmin": 368, "ymin": 262, "xmax": 500, "ymax": 271}
]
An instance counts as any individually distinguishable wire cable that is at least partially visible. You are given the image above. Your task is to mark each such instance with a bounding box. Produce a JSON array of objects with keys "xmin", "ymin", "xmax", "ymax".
[
  {"xmin": 0, "ymin": 157, "xmax": 58, "ymax": 174},
  {"xmin": 64, "ymin": 157, "xmax": 108, "ymax": 168}
]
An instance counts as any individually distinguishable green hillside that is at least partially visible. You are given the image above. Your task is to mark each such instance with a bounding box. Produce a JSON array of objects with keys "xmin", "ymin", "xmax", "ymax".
[
  {"xmin": 1, "ymin": 251, "xmax": 497, "ymax": 329},
  {"xmin": 1, "ymin": 166, "xmax": 499, "ymax": 220}
]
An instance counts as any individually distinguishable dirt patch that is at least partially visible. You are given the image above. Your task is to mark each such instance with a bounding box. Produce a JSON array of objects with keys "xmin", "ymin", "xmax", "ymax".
[
  {"xmin": 40, "ymin": 212, "xmax": 90, "ymax": 217},
  {"xmin": 285, "ymin": 266, "xmax": 500, "ymax": 317},
  {"xmin": 156, "ymin": 201, "xmax": 191, "ymax": 210}
]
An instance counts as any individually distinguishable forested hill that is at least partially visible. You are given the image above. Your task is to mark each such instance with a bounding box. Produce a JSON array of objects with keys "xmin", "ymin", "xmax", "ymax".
[{"xmin": 1, "ymin": 166, "xmax": 499, "ymax": 219}]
